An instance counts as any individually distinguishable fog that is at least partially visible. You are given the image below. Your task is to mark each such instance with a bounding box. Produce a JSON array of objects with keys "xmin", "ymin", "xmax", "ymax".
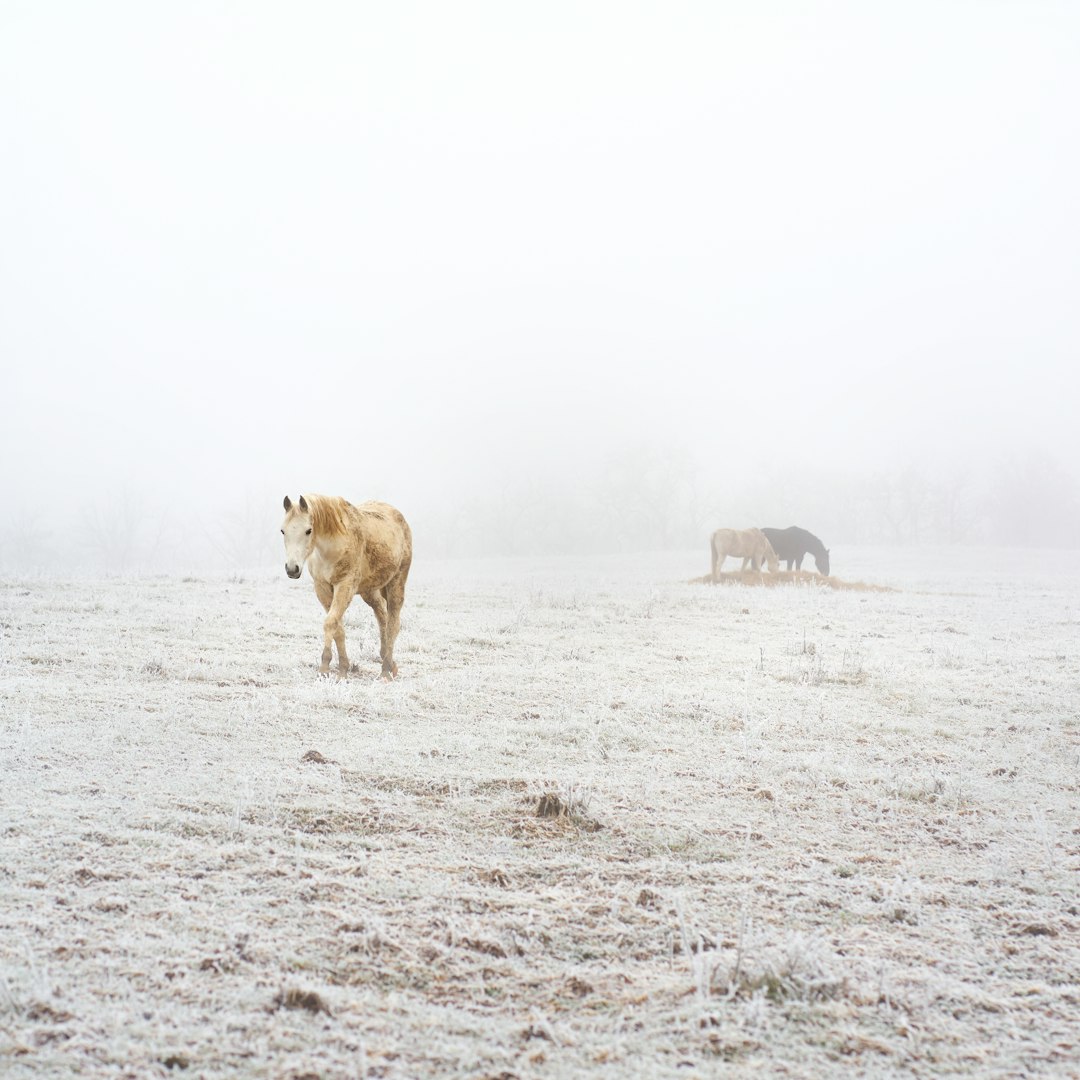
[{"xmin": 4, "ymin": 2, "xmax": 1079, "ymax": 571}]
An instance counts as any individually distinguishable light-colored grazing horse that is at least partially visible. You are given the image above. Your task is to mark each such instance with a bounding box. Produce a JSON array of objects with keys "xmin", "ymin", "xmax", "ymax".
[
  {"xmin": 710, "ymin": 527, "xmax": 778, "ymax": 581},
  {"xmin": 281, "ymin": 494, "xmax": 412, "ymax": 679}
]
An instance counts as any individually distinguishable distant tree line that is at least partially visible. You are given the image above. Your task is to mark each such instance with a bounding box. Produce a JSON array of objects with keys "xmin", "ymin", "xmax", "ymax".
[
  {"xmin": 420, "ymin": 449, "xmax": 1080, "ymax": 558},
  {"xmin": 5, "ymin": 451, "xmax": 1079, "ymax": 573}
]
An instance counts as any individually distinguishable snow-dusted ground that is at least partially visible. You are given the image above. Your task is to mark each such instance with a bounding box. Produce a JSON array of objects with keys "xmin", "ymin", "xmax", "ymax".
[{"xmin": 1, "ymin": 548, "xmax": 1078, "ymax": 1078}]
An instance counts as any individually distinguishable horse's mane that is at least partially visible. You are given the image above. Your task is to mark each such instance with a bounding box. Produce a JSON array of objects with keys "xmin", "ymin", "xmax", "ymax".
[
  {"xmin": 304, "ymin": 494, "xmax": 352, "ymax": 538},
  {"xmin": 797, "ymin": 527, "xmax": 827, "ymax": 557}
]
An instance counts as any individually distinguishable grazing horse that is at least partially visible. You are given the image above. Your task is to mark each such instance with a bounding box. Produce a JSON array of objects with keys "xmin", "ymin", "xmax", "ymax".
[
  {"xmin": 761, "ymin": 526, "xmax": 830, "ymax": 576},
  {"xmin": 710, "ymin": 527, "xmax": 778, "ymax": 581},
  {"xmin": 281, "ymin": 494, "xmax": 412, "ymax": 679}
]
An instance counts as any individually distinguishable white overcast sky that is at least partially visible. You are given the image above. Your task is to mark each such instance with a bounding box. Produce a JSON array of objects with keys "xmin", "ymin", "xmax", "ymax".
[{"xmin": 3, "ymin": 1, "xmax": 1078, "ymax": 532}]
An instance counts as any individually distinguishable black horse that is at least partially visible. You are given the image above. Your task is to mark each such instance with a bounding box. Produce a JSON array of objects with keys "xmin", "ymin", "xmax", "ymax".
[{"xmin": 760, "ymin": 526, "xmax": 830, "ymax": 576}]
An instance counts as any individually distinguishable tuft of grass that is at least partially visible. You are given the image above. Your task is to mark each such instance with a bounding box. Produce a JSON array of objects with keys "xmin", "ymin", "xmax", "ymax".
[
  {"xmin": 533, "ymin": 788, "xmax": 603, "ymax": 832},
  {"xmin": 721, "ymin": 943, "xmax": 847, "ymax": 1003},
  {"xmin": 271, "ymin": 987, "xmax": 332, "ymax": 1016}
]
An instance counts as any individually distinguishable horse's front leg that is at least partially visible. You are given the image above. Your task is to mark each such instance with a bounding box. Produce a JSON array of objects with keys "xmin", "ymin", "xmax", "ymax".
[
  {"xmin": 321, "ymin": 583, "xmax": 354, "ymax": 677},
  {"xmin": 313, "ymin": 581, "xmax": 333, "ymax": 672}
]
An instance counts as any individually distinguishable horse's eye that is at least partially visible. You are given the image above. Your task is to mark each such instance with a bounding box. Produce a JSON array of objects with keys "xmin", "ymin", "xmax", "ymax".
[
  {"xmin": 280, "ymin": 529, "xmax": 284, "ymax": 535},
  {"xmin": 305, "ymin": 528, "xmax": 312, "ymax": 535}
]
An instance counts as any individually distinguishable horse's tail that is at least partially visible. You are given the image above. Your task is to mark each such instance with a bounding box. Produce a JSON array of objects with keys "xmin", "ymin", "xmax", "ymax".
[{"xmin": 710, "ymin": 532, "xmax": 719, "ymax": 581}]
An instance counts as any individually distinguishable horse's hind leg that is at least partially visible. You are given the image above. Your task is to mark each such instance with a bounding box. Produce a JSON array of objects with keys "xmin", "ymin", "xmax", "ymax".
[
  {"xmin": 382, "ymin": 565, "xmax": 409, "ymax": 679},
  {"xmin": 359, "ymin": 588, "xmax": 391, "ymax": 678},
  {"xmin": 713, "ymin": 552, "xmax": 725, "ymax": 581}
]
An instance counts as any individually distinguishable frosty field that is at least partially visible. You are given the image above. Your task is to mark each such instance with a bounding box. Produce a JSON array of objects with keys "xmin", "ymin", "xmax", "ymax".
[{"xmin": 1, "ymin": 548, "xmax": 1078, "ymax": 1078}]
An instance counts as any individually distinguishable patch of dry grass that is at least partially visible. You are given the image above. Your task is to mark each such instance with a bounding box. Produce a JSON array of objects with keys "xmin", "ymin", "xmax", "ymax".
[{"xmin": 690, "ymin": 569, "xmax": 897, "ymax": 591}]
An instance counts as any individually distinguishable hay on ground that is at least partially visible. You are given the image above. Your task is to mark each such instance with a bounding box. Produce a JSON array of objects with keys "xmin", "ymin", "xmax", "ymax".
[{"xmin": 689, "ymin": 570, "xmax": 896, "ymax": 592}]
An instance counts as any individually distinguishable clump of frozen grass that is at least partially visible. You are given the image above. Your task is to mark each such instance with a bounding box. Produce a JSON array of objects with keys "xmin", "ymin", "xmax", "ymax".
[
  {"xmin": 498, "ymin": 604, "xmax": 530, "ymax": 635},
  {"xmin": 529, "ymin": 587, "xmax": 589, "ymax": 611},
  {"xmin": 923, "ymin": 639, "xmax": 967, "ymax": 669},
  {"xmin": 722, "ymin": 928, "xmax": 845, "ymax": 1003},
  {"xmin": 680, "ymin": 904, "xmax": 845, "ymax": 1005},
  {"xmin": 272, "ymin": 986, "xmax": 332, "ymax": 1016},
  {"xmin": 638, "ymin": 590, "xmax": 662, "ymax": 619},
  {"xmin": 840, "ymin": 644, "xmax": 865, "ymax": 679},
  {"xmin": 336, "ymin": 914, "xmax": 398, "ymax": 956},
  {"xmin": 777, "ymin": 639, "xmax": 868, "ymax": 687},
  {"xmin": 534, "ymin": 783, "xmax": 602, "ymax": 831}
]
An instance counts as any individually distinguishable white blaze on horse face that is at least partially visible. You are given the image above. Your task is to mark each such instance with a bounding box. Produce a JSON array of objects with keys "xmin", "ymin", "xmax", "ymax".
[{"xmin": 282, "ymin": 511, "xmax": 314, "ymax": 578}]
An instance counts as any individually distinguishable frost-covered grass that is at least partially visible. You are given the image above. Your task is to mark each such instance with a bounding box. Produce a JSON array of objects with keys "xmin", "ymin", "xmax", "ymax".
[{"xmin": 1, "ymin": 548, "xmax": 1078, "ymax": 1077}]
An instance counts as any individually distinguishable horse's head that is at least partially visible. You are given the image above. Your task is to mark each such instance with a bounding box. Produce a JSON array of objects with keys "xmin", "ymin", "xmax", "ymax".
[
  {"xmin": 281, "ymin": 495, "xmax": 314, "ymax": 578},
  {"xmin": 818, "ymin": 549, "xmax": 831, "ymax": 577},
  {"xmin": 763, "ymin": 541, "xmax": 779, "ymax": 573}
]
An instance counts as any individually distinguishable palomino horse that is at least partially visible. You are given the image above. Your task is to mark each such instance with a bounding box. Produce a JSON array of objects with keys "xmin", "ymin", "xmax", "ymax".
[
  {"xmin": 281, "ymin": 495, "xmax": 412, "ymax": 679},
  {"xmin": 761, "ymin": 526, "xmax": 831, "ymax": 576},
  {"xmin": 710, "ymin": 527, "xmax": 778, "ymax": 581}
]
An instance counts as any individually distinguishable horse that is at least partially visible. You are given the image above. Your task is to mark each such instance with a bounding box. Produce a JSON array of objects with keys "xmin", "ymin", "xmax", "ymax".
[
  {"xmin": 760, "ymin": 526, "xmax": 830, "ymax": 576},
  {"xmin": 710, "ymin": 527, "xmax": 778, "ymax": 581},
  {"xmin": 281, "ymin": 494, "xmax": 412, "ymax": 679}
]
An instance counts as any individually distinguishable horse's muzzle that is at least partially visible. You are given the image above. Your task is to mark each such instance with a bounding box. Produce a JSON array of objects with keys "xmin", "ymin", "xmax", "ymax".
[{"xmin": 286, "ymin": 563, "xmax": 301, "ymax": 579}]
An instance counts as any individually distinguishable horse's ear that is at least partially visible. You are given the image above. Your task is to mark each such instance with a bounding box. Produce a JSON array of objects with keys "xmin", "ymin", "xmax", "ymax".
[
  {"xmin": 283, "ymin": 495, "xmax": 292, "ymax": 511},
  {"xmin": 298, "ymin": 495, "xmax": 309, "ymax": 512}
]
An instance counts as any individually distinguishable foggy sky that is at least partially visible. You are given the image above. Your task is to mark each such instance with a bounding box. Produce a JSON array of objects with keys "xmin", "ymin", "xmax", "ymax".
[{"xmin": 3, "ymin": 2, "xmax": 1079, "ymax": 567}]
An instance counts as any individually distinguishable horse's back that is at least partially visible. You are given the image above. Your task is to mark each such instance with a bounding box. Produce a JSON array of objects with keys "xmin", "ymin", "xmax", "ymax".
[
  {"xmin": 762, "ymin": 525, "xmax": 825, "ymax": 562},
  {"xmin": 353, "ymin": 500, "xmax": 410, "ymax": 531},
  {"xmin": 748, "ymin": 527, "xmax": 774, "ymax": 558},
  {"xmin": 349, "ymin": 501, "xmax": 412, "ymax": 583},
  {"xmin": 787, "ymin": 526, "xmax": 822, "ymax": 552},
  {"xmin": 762, "ymin": 526, "xmax": 799, "ymax": 549},
  {"xmin": 712, "ymin": 527, "xmax": 766, "ymax": 555}
]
